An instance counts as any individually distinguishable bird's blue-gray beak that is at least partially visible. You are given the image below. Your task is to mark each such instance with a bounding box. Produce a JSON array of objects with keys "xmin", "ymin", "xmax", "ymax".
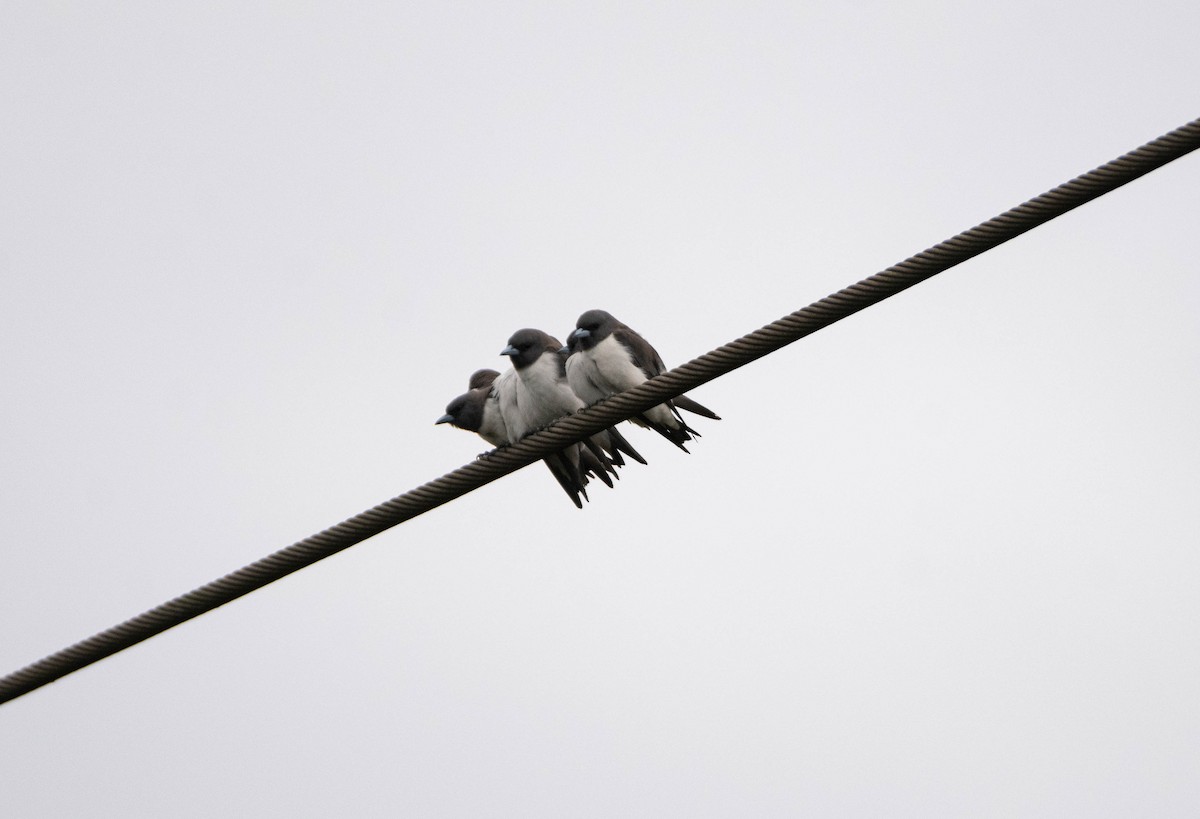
[
  {"xmin": 500, "ymin": 345, "xmax": 519, "ymax": 357},
  {"xmin": 571, "ymin": 328, "xmax": 590, "ymax": 340},
  {"xmin": 435, "ymin": 414, "xmax": 454, "ymax": 425},
  {"xmin": 558, "ymin": 345, "xmax": 570, "ymax": 355}
]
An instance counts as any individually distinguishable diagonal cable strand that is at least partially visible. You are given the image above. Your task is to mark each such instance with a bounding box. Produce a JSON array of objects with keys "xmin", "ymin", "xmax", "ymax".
[{"xmin": 2, "ymin": 116, "xmax": 1198, "ymax": 706}]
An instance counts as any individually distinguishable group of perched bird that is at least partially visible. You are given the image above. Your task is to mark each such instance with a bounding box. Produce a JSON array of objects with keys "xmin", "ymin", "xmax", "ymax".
[{"xmin": 436, "ymin": 309, "xmax": 720, "ymax": 508}]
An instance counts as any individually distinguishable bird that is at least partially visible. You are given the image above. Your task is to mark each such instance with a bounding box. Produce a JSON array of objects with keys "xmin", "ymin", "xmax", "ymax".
[
  {"xmin": 565, "ymin": 309, "xmax": 719, "ymax": 452},
  {"xmin": 436, "ymin": 367, "xmax": 611, "ymax": 508},
  {"xmin": 441, "ymin": 368, "xmax": 509, "ymax": 447},
  {"xmin": 467, "ymin": 368, "xmax": 501, "ymax": 392},
  {"xmin": 500, "ymin": 328, "xmax": 647, "ymax": 470}
]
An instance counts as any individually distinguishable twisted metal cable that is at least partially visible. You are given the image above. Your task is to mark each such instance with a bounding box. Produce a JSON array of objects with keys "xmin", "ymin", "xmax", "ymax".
[{"xmin": 2, "ymin": 116, "xmax": 1198, "ymax": 706}]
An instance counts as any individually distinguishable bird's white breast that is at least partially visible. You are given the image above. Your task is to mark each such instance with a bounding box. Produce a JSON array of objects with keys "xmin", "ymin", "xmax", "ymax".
[
  {"xmin": 478, "ymin": 388, "xmax": 510, "ymax": 447},
  {"xmin": 583, "ymin": 335, "xmax": 647, "ymax": 394},
  {"xmin": 492, "ymin": 368, "xmax": 526, "ymax": 439},
  {"xmin": 515, "ymin": 354, "xmax": 583, "ymax": 432},
  {"xmin": 565, "ymin": 354, "xmax": 607, "ymax": 405},
  {"xmin": 583, "ymin": 335, "xmax": 678, "ymax": 429}
]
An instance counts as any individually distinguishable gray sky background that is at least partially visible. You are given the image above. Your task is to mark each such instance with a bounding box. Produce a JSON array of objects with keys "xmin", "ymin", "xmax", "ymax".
[{"xmin": 2, "ymin": 2, "xmax": 1198, "ymax": 816}]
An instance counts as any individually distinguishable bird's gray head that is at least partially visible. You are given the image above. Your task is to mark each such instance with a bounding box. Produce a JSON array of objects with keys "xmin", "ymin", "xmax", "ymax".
[
  {"xmin": 571, "ymin": 309, "xmax": 618, "ymax": 350},
  {"xmin": 500, "ymin": 328, "xmax": 561, "ymax": 370},
  {"xmin": 468, "ymin": 369, "xmax": 500, "ymax": 390},
  {"xmin": 559, "ymin": 332, "xmax": 580, "ymax": 357},
  {"xmin": 435, "ymin": 390, "xmax": 484, "ymax": 432}
]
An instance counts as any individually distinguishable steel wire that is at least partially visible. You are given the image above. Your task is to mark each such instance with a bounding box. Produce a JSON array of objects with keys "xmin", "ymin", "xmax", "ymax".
[{"xmin": 2, "ymin": 116, "xmax": 1198, "ymax": 706}]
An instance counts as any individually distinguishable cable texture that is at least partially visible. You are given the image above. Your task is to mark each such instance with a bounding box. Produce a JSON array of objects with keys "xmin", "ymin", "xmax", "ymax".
[{"xmin": 2, "ymin": 117, "xmax": 1198, "ymax": 706}]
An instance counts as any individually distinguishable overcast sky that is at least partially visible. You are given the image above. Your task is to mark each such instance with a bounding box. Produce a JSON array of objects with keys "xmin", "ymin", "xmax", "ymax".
[{"xmin": 2, "ymin": 2, "xmax": 1198, "ymax": 816}]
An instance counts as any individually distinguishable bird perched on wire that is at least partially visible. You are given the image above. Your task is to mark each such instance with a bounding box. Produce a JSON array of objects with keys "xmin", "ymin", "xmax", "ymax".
[
  {"xmin": 565, "ymin": 309, "xmax": 720, "ymax": 452},
  {"xmin": 436, "ymin": 366, "xmax": 619, "ymax": 509},
  {"xmin": 499, "ymin": 327, "xmax": 646, "ymax": 469},
  {"xmin": 438, "ymin": 368, "xmax": 596, "ymax": 507},
  {"xmin": 437, "ymin": 369, "xmax": 510, "ymax": 448}
]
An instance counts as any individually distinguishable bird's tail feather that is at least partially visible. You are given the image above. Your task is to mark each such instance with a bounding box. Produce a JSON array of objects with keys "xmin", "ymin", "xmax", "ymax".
[
  {"xmin": 578, "ymin": 445, "xmax": 615, "ymax": 488},
  {"xmin": 544, "ymin": 452, "xmax": 588, "ymax": 508},
  {"xmin": 601, "ymin": 426, "xmax": 647, "ymax": 466},
  {"xmin": 672, "ymin": 394, "xmax": 720, "ymax": 420},
  {"xmin": 635, "ymin": 412, "xmax": 695, "ymax": 453}
]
